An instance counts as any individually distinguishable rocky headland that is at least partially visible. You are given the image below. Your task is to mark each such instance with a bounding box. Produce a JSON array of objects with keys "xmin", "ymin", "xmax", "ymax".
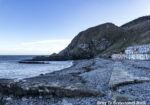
[{"xmin": 30, "ymin": 15, "xmax": 150, "ymax": 61}]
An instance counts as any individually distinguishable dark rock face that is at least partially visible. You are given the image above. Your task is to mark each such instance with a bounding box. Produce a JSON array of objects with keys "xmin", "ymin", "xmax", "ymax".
[
  {"xmin": 32, "ymin": 16, "xmax": 150, "ymax": 61},
  {"xmin": 58, "ymin": 23, "xmax": 128, "ymax": 59}
]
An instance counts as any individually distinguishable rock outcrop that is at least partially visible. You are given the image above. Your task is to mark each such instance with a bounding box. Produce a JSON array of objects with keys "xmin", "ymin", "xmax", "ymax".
[
  {"xmin": 18, "ymin": 61, "xmax": 50, "ymax": 64},
  {"xmin": 0, "ymin": 80, "xmax": 104, "ymax": 97}
]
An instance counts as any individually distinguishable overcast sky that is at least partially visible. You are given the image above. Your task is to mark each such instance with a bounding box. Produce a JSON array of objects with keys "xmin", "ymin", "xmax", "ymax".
[{"xmin": 0, "ymin": 0, "xmax": 150, "ymax": 55}]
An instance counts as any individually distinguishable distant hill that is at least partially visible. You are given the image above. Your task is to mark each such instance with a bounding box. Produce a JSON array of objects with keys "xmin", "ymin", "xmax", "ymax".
[
  {"xmin": 121, "ymin": 16, "xmax": 150, "ymax": 46},
  {"xmin": 33, "ymin": 15, "xmax": 150, "ymax": 61}
]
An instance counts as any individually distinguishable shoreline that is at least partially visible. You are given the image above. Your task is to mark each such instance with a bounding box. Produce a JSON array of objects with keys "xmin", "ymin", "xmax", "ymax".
[{"xmin": 1, "ymin": 58, "xmax": 150, "ymax": 104}]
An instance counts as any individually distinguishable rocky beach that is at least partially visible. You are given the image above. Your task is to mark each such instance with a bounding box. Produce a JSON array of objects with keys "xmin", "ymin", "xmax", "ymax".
[
  {"xmin": 0, "ymin": 58, "xmax": 150, "ymax": 105},
  {"xmin": 1, "ymin": 0, "xmax": 150, "ymax": 104}
]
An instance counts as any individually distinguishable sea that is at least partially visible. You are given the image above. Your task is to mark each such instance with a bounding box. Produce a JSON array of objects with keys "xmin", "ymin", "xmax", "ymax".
[{"xmin": 0, "ymin": 55, "xmax": 72, "ymax": 80}]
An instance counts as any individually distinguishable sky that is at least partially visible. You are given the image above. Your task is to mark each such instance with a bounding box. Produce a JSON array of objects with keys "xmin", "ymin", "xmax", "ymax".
[{"xmin": 0, "ymin": 0, "xmax": 150, "ymax": 55}]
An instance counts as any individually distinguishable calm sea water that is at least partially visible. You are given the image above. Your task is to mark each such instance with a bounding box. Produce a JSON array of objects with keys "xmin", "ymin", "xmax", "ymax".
[{"xmin": 0, "ymin": 55, "xmax": 72, "ymax": 80}]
